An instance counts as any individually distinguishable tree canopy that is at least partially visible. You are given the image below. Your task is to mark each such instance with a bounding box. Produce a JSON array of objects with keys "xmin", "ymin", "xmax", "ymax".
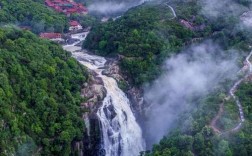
[
  {"xmin": 83, "ymin": 0, "xmax": 252, "ymax": 155},
  {"xmin": 0, "ymin": 0, "xmax": 68, "ymax": 33},
  {"xmin": 0, "ymin": 28, "xmax": 88, "ymax": 155}
]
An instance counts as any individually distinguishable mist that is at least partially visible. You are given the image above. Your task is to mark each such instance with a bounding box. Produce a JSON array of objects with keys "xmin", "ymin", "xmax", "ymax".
[
  {"xmin": 87, "ymin": 0, "xmax": 146, "ymax": 15},
  {"xmin": 198, "ymin": 0, "xmax": 252, "ymax": 29},
  {"xmin": 144, "ymin": 41, "xmax": 239, "ymax": 147},
  {"xmin": 198, "ymin": 0, "xmax": 248, "ymax": 18},
  {"xmin": 240, "ymin": 10, "xmax": 252, "ymax": 27}
]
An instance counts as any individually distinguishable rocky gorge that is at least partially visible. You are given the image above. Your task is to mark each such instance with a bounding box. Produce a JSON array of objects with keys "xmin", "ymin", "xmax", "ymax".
[{"xmin": 63, "ymin": 33, "xmax": 146, "ymax": 156}]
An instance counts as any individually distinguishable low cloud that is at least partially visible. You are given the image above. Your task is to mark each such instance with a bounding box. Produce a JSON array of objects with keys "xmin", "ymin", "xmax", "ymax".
[
  {"xmin": 87, "ymin": 0, "xmax": 146, "ymax": 15},
  {"xmin": 143, "ymin": 41, "xmax": 239, "ymax": 147},
  {"xmin": 198, "ymin": 0, "xmax": 248, "ymax": 19},
  {"xmin": 198, "ymin": 0, "xmax": 252, "ymax": 38},
  {"xmin": 240, "ymin": 11, "xmax": 252, "ymax": 28}
]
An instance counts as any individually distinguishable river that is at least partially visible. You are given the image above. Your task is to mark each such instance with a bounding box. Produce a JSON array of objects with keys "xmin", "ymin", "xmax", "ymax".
[{"xmin": 63, "ymin": 33, "xmax": 146, "ymax": 156}]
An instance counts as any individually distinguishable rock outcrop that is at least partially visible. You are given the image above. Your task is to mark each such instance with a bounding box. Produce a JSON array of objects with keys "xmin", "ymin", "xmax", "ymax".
[
  {"xmin": 81, "ymin": 72, "xmax": 107, "ymax": 111},
  {"xmin": 102, "ymin": 59, "xmax": 124, "ymax": 82},
  {"xmin": 73, "ymin": 71, "xmax": 107, "ymax": 156},
  {"xmin": 103, "ymin": 57, "xmax": 145, "ymax": 117},
  {"xmin": 74, "ymin": 56, "xmax": 145, "ymax": 155}
]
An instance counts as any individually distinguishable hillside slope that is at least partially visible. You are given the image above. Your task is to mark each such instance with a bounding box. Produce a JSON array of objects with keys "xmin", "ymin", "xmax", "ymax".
[
  {"xmin": 84, "ymin": 2, "xmax": 196, "ymax": 85},
  {"xmin": 83, "ymin": 0, "xmax": 252, "ymax": 155},
  {"xmin": 83, "ymin": 0, "xmax": 250, "ymax": 86},
  {"xmin": 0, "ymin": 28, "xmax": 87, "ymax": 155},
  {"xmin": 0, "ymin": 0, "xmax": 68, "ymax": 33}
]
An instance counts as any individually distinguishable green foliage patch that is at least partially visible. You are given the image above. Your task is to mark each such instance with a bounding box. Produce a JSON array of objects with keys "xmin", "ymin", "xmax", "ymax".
[
  {"xmin": 0, "ymin": 0, "xmax": 68, "ymax": 33},
  {"xmin": 0, "ymin": 28, "xmax": 88, "ymax": 155}
]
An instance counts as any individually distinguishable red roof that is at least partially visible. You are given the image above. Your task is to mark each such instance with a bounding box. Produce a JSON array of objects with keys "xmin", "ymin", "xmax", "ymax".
[
  {"xmin": 40, "ymin": 33, "xmax": 62, "ymax": 39},
  {"xmin": 67, "ymin": 8, "xmax": 77, "ymax": 13},
  {"xmin": 69, "ymin": 20, "xmax": 80, "ymax": 26},
  {"xmin": 44, "ymin": 0, "xmax": 88, "ymax": 15},
  {"xmin": 45, "ymin": 0, "xmax": 54, "ymax": 6}
]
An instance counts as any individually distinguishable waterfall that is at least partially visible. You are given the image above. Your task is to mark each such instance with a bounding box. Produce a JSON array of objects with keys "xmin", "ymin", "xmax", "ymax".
[
  {"xmin": 63, "ymin": 33, "xmax": 146, "ymax": 156},
  {"xmin": 97, "ymin": 74, "xmax": 145, "ymax": 156}
]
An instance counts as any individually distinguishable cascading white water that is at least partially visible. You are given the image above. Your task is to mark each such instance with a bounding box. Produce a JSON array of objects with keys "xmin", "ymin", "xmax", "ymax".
[
  {"xmin": 97, "ymin": 75, "xmax": 145, "ymax": 156},
  {"xmin": 63, "ymin": 33, "xmax": 146, "ymax": 156}
]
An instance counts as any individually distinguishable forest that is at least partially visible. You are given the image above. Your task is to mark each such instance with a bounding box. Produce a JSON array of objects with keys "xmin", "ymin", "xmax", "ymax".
[
  {"xmin": 144, "ymin": 80, "xmax": 252, "ymax": 156},
  {"xmin": 0, "ymin": 28, "xmax": 88, "ymax": 155},
  {"xmin": 0, "ymin": 0, "xmax": 69, "ymax": 33},
  {"xmin": 83, "ymin": 0, "xmax": 252, "ymax": 155},
  {"xmin": 84, "ymin": 2, "xmax": 195, "ymax": 85},
  {"xmin": 83, "ymin": 0, "xmax": 251, "ymax": 86},
  {"xmin": 0, "ymin": 0, "xmax": 252, "ymax": 155},
  {"xmin": 0, "ymin": 0, "xmax": 99, "ymax": 34}
]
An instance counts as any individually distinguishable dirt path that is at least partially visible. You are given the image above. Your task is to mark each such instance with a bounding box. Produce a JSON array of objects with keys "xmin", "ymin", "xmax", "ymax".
[
  {"xmin": 210, "ymin": 51, "xmax": 252, "ymax": 134},
  {"xmin": 210, "ymin": 103, "xmax": 224, "ymax": 134},
  {"xmin": 210, "ymin": 82, "xmax": 244, "ymax": 135}
]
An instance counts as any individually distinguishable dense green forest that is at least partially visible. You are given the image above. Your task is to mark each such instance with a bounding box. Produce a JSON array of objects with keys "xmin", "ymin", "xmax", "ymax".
[
  {"xmin": 83, "ymin": 0, "xmax": 251, "ymax": 86},
  {"xmin": 0, "ymin": 0, "xmax": 69, "ymax": 33},
  {"xmin": 145, "ymin": 80, "xmax": 252, "ymax": 156},
  {"xmin": 0, "ymin": 0, "xmax": 251, "ymax": 155},
  {"xmin": 83, "ymin": 0, "xmax": 252, "ymax": 155},
  {"xmin": 84, "ymin": 2, "xmax": 196, "ymax": 85},
  {"xmin": 0, "ymin": 28, "xmax": 88, "ymax": 155},
  {"xmin": 144, "ymin": 1, "xmax": 252, "ymax": 156},
  {"xmin": 0, "ymin": 0, "xmax": 98, "ymax": 33},
  {"xmin": 145, "ymin": 91, "xmax": 251, "ymax": 156}
]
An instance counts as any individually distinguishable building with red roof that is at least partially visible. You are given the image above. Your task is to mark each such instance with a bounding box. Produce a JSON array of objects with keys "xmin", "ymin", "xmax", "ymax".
[
  {"xmin": 44, "ymin": 0, "xmax": 88, "ymax": 15},
  {"xmin": 180, "ymin": 19, "xmax": 194, "ymax": 30},
  {"xmin": 40, "ymin": 33, "xmax": 62, "ymax": 39},
  {"xmin": 69, "ymin": 20, "xmax": 83, "ymax": 31}
]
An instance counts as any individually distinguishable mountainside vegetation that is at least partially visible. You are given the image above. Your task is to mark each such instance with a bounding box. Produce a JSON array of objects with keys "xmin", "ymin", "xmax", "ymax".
[
  {"xmin": 0, "ymin": 0, "xmax": 99, "ymax": 34},
  {"xmin": 145, "ymin": 1, "xmax": 252, "ymax": 155},
  {"xmin": 145, "ymin": 90, "xmax": 251, "ymax": 156},
  {"xmin": 83, "ymin": 2, "xmax": 196, "ymax": 85},
  {"xmin": 83, "ymin": 0, "xmax": 252, "ymax": 155},
  {"xmin": 0, "ymin": 0, "xmax": 69, "ymax": 33},
  {"xmin": 0, "ymin": 0, "xmax": 252, "ymax": 155},
  {"xmin": 0, "ymin": 28, "xmax": 88, "ymax": 155},
  {"xmin": 83, "ymin": 0, "xmax": 251, "ymax": 86}
]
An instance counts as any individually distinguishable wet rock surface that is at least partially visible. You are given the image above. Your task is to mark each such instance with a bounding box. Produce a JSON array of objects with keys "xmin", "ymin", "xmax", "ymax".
[
  {"xmin": 64, "ymin": 33, "xmax": 146, "ymax": 155},
  {"xmin": 77, "ymin": 72, "xmax": 106, "ymax": 156},
  {"xmin": 103, "ymin": 104, "xmax": 117, "ymax": 120},
  {"xmin": 102, "ymin": 59, "xmax": 124, "ymax": 82},
  {"xmin": 103, "ymin": 57, "xmax": 145, "ymax": 117},
  {"xmin": 81, "ymin": 71, "xmax": 107, "ymax": 109}
]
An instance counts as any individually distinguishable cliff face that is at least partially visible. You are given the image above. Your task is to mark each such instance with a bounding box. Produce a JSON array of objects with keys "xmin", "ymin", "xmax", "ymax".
[
  {"xmin": 73, "ymin": 71, "xmax": 107, "ymax": 156},
  {"xmin": 72, "ymin": 56, "xmax": 145, "ymax": 155},
  {"xmin": 103, "ymin": 57, "xmax": 145, "ymax": 119}
]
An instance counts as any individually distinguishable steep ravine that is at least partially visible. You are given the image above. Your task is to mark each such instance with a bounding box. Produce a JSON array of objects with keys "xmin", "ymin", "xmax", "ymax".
[{"xmin": 63, "ymin": 33, "xmax": 145, "ymax": 156}]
